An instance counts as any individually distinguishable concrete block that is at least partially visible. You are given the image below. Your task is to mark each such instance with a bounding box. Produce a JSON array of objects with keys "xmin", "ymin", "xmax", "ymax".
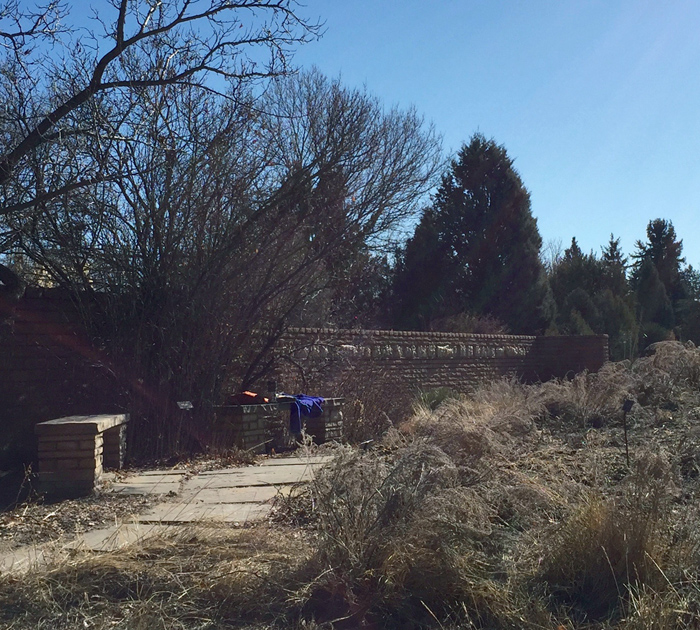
[
  {"xmin": 139, "ymin": 502, "xmax": 271, "ymax": 524},
  {"xmin": 110, "ymin": 481, "xmax": 181, "ymax": 496},
  {"xmin": 182, "ymin": 485, "xmax": 288, "ymax": 504},
  {"xmin": 35, "ymin": 414, "xmax": 129, "ymax": 436}
]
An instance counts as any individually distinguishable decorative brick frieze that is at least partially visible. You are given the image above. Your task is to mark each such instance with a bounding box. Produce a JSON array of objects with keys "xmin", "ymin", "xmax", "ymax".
[{"xmin": 275, "ymin": 329, "xmax": 609, "ymax": 405}]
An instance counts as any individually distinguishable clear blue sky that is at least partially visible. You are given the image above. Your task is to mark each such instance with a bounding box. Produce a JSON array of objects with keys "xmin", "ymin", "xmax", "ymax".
[{"xmin": 291, "ymin": 1, "xmax": 700, "ymax": 267}]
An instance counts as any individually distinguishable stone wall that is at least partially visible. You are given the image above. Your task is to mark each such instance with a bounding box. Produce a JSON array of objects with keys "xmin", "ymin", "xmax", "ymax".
[
  {"xmin": 274, "ymin": 328, "xmax": 609, "ymax": 401},
  {"xmin": 212, "ymin": 399, "xmax": 344, "ymax": 453}
]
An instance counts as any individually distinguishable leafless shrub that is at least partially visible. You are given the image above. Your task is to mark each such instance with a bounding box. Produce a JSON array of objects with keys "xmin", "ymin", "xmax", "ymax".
[{"xmin": 331, "ymin": 368, "xmax": 407, "ymax": 445}]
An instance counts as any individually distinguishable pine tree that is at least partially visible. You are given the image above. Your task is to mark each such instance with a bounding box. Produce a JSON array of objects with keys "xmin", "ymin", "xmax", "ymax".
[
  {"xmin": 392, "ymin": 209, "xmax": 452, "ymax": 330},
  {"xmin": 601, "ymin": 234, "xmax": 628, "ymax": 296},
  {"xmin": 549, "ymin": 235, "xmax": 637, "ymax": 359},
  {"xmin": 393, "ymin": 134, "xmax": 555, "ymax": 333},
  {"xmin": 636, "ymin": 258, "xmax": 675, "ymax": 348},
  {"xmin": 633, "ymin": 219, "xmax": 686, "ymax": 302}
]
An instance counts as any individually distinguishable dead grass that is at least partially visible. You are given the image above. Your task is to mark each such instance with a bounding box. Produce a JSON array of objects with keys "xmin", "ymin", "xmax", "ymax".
[
  {"xmin": 631, "ymin": 341, "xmax": 700, "ymax": 410},
  {"xmin": 400, "ymin": 377, "xmax": 542, "ymax": 477},
  {"xmin": 299, "ymin": 443, "xmax": 515, "ymax": 628},
  {"xmin": 0, "ymin": 525, "xmax": 313, "ymax": 629},
  {"xmin": 540, "ymin": 361, "xmax": 635, "ymax": 429},
  {"xmin": 619, "ymin": 584, "xmax": 700, "ymax": 630},
  {"xmin": 7, "ymin": 346, "xmax": 700, "ymax": 628}
]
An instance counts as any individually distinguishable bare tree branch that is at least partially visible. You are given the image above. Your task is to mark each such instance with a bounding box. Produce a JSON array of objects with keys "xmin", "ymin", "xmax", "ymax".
[
  {"xmin": 0, "ymin": 0, "xmax": 320, "ymax": 213},
  {"xmin": 0, "ymin": 0, "xmax": 68, "ymax": 44}
]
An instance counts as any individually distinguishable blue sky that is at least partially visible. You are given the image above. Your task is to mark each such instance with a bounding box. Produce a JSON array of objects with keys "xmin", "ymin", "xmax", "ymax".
[{"xmin": 291, "ymin": 1, "xmax": 700, "ymax": 266}]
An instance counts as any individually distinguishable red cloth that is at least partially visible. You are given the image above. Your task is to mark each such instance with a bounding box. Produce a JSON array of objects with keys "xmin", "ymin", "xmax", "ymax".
[{"xmin": 228, "ymin": 391, "xmax": 269, "ymax": 404}]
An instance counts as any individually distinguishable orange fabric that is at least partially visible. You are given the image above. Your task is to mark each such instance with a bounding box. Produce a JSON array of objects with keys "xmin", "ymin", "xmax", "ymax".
[{"xmin": 228, "ymin": 391, "xmax": 269, "ymax": 404}]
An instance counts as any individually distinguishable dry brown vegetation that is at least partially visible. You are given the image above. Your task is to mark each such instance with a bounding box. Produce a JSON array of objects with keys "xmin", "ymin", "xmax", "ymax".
[{"xmin": 5, "ymin": 340, "xmax": 700, "ymax": 628}]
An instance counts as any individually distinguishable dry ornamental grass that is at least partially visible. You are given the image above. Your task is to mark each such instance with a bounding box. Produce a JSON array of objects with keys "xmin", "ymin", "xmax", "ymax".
[{"xmin": 4, "ymin": 342, "xmax": 700, "ymax": 628}]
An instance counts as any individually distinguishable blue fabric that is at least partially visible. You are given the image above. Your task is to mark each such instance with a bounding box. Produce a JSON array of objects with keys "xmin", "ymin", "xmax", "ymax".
[{"xmin": 290, "ymin": 394, "xmax": 325, "ymax": 433}]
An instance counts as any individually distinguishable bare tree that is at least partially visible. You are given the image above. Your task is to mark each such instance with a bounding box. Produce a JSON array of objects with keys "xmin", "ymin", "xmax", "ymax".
[
  {"xmin": 261, "ymin": 69, "xmax": 443, "ymax": 250},
  {"xmin": 542, "ymin": 237, "xmax": 564, "ymax": 275},
  {"xmin": 7, "ymin": 67, "xmax": 442, "ymax": 458},
  {"xmin": 0, "ymin": 0, "xmax": 319, "ymax": 219}
]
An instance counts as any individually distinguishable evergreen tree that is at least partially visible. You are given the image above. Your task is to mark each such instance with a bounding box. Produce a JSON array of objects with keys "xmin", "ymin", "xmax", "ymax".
[
  {"xmin": 636, "ymin": 258, "xmax": 675, "ymax": 348},
  {"xmin": 680, "ymin": 265, "xmax": 700, "ymax": 301},
  {"xmin": 629, "ymin": 218, "xmax": 700, "ymax": 347},
  {"xmin": 564, "ymin": 237, "xmax": 584, "ymax": 262},
  {"xmin": 393, "ymin": 134, "xmax": 555, "ymax": 333},
  {"xmin": 392, "ymin": 210, "xmax": 451, "ymax": 330},
  {"xmin": 675, "ymin": 265, "xmax": 700, "ymax": 343},
  {"xmin": 633, "ymin": 219, "xmax": 686, "ymax": 302},
  {"xmin": 601, "ymin": 234, "xmax": 628, "ymax": 296},
  {"xmin": 550, "ymin": 238, "xmax": 601, "ymax": 299},
  {"xmin": 549, "ymin": 235, "xmax": 637, "ymax": 359}
]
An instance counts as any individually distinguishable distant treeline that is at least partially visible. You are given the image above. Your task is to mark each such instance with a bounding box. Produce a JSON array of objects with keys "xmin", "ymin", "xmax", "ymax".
[{"xmin": 350, "ymin": 135, "xmax": 698, "ymax": 361}]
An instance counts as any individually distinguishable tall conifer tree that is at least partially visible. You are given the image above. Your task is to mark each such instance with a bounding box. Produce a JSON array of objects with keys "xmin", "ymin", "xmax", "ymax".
[{"xmin": 394, "ymin": 134, "xmax": 555, "ymax": 333}]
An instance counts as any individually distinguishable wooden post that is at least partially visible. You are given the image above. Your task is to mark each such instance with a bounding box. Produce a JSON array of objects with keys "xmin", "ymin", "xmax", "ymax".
[{"xmin": 622, "ymin": 399, "xmax": 634, "ymax": 467}]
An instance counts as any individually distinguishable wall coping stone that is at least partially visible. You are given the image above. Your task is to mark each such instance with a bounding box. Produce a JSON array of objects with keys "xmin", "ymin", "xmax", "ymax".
[
  {"xmin": 284, "ymin": 327, "xmax": 542, "ymax": 341},
  {"xmin": 35, "ymin": 414, "xmax": 129, "ymax": 436}
]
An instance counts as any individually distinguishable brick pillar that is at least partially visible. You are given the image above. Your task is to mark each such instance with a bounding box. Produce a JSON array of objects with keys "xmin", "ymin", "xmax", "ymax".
[{"xmin": 35, "ymin": 427, "xmax": 103, "ymax": 498}]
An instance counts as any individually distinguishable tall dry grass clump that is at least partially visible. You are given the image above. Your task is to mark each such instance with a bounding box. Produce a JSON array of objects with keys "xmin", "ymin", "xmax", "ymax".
[
  {"xmin": 533, "ymin": 450, "xmax": 678, "ymax": 621},
  {"xmin": 540, "ymin": 361, "xmax": 634, "ymax": 428},
  {"xmin": 631, "ymin": 340, "xmax": 700, "ymax": 408},
  {"xmin": 401, "ymin": 378, "xmax": 543, "ymax": 471},
  {"xmin": 301, "ymin": 443, "xmax": 516, "ymax": 627}
]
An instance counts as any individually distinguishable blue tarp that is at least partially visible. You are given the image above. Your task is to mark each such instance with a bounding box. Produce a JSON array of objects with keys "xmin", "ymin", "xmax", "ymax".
[{"xmin": 289, "ymin": 394, "xmax": 325, "ymax": 434}]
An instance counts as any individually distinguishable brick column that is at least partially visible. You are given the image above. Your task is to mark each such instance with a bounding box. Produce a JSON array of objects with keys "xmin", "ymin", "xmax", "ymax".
[{"xmin": 35, "ymin": 424, "xmax": 103, "ymax": 498}]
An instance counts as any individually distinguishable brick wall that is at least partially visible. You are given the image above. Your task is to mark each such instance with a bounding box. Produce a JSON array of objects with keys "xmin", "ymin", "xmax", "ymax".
[
  {"xmin": 0, "ymin": 291, "xmax": 608, "ymax": 466},
  {"xmin": 0, "ymin": 289, "xmax": 125, "ymax": 467},
  {"xmin": 274, "ymin": 328, "xmax": 609, "ymax": 400}
]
